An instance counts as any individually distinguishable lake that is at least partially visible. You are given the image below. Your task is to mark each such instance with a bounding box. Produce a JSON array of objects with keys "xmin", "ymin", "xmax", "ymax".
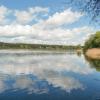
[{"xmin": 0, "ymin": 50, "xmax": 100, "ymax": 100}]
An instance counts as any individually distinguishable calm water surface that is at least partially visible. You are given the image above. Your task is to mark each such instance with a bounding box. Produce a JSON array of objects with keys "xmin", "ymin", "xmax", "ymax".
[{"xmin": 0, "ymin": 50, "xmax": 100, "ymax": 100}]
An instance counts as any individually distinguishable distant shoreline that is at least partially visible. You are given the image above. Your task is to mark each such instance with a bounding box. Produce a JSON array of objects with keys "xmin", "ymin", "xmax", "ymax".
[{"xmin": 0, "ymin": 42, "xmax": 83, "ymax": 50}]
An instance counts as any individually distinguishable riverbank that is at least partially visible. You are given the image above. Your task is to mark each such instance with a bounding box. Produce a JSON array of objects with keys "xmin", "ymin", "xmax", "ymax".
[{"xmin": 86, "ymin": 48, "xmax": 100, "ymax": 59}]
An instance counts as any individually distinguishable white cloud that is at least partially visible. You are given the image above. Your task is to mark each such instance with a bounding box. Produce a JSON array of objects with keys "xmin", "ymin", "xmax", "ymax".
[
  {"xmin": 14, "ymin": 11, "xmax": 34, "ymax": 24},
  {"xmin": 0, "ymin": 6, "xmax": 95, "ymax": 45},
  {"xmin": 29, "ymin": 7, "xmax": 49, "ymax": 14},
  {"xmin": 0, "ymin": 6, "xmax": 7, "ymax": 21},
  {"xmin": 39, "ymin": 8, "xmax": 83, "ymax": 28},
  {"xmin": 14, "ymin": 7, "xmax": 49, "ymax": 24},
  {"xmin": 0, "ymin": 24, "xmax": 94, "ymax": 45},
  {"xmin": 0, "ymin": 6, "xmax": 11, "ymax": 24},
  {"xmin": 0, "ymin": 5, "xmax": 49, "ymax": 25},
  {"xmin": 0, "ymin": 5, "xmax": 83, "ymax": 26},
  {"xmin": 0, "ymin": 25, "xmax": 32, "ymax": 36}
]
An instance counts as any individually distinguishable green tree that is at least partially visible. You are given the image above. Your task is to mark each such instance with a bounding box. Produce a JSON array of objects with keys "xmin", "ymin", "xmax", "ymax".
[{"xmin": 84, "ymin": 31, "xmax": 100, "ymax": 51}]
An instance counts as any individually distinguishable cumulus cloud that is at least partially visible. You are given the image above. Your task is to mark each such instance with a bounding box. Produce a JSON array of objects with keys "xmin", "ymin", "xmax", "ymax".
[
  {"xmin": 41, "ymin": 8, "xmax": 83, "ymax": 28},
  {"xmin": 14, "ymin": 7, "xmax": 49, "ymax": 24},
  {"xmin": 0, "ymin": 6, "xmax": 11, "ymax": 24},
  {"xmin": 0, "ymin": 24, "xmax": 94, "ymax": 45},
  {"xmin": 0, "ymin": 5, "xmax": 49, "ymax": 25},
  {"xmin": 29, "ymin": 7, "xmax": 49, "ymax": 14},
  {"xmin": 0, "ymin": 5, "xmax": 95, "ymax": 45},
  {"xmin": 14, "ymin": 11, "xmax": 34, "ymax": 24}
]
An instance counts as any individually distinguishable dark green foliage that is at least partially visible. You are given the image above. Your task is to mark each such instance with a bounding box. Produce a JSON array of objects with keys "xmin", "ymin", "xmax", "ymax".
[
  {"xmin": 76, "ymin": 44, "xmax": 82, "ymax": 49},
  {"xmin": 85, "ymin": 56, "xmax": 100, "ymax": 70},
  {"xmin": 0, "ymin": 42, "xmax": 82, "ymax": 50},
  {"xmin": 84, "ymin": 31, "xmax": 100, "ymax": 51}
]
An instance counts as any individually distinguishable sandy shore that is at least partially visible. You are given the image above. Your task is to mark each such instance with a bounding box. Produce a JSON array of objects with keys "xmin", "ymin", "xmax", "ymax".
[{"xmin": 86, "ymin": 48, "xmax": 100, "ymax": 59}]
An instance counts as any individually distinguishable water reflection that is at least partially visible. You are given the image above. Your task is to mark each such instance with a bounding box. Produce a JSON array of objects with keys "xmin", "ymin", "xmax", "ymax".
[
  {"xmin": 76, "ymin": 51, "xmax": 82, "ymax": 57},
  {"xmin": 0, "ymin": 50, "xmax": 100, "ymax": 100},
  {"xmin": 85, "ymin": 56, "xmax": 100, "ymax": 71}
]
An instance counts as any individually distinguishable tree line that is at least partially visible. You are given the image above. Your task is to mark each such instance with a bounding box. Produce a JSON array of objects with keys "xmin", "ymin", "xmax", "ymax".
[
  {"xmin": 84, "ymin": 31, "xmax": 100, "ymax": 52},
  {"xmin": 0, "ymin": 42, "xmax": 82, "ymax": 50}
]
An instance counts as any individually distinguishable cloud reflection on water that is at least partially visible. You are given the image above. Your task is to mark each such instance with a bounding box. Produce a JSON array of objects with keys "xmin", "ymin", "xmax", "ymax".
[{"xmin": 0, "ymin": 51, "xmax": 94, "ymax": 94}]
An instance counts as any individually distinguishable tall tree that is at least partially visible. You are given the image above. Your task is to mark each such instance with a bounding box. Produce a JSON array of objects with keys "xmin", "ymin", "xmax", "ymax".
[{"xmin": 84, "ymin": 31, "xmax": 100, "ymax": 51}]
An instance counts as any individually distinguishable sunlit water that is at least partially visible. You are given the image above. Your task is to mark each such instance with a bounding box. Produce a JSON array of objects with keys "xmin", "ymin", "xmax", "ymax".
[{"xmin": 0, "ymin": 50, "xmax": 100, "ymax": 100}]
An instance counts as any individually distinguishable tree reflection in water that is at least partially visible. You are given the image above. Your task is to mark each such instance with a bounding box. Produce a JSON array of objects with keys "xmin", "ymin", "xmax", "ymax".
[{"xmin": 85, "ymin": 56, "xmax": 100, "ymax": 71}]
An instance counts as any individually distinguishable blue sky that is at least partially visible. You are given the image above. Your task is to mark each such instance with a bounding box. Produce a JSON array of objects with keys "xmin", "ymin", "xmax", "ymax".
[{"xmin": 0, "ymin": 0, "xmax": 99, "ymax": 45}]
